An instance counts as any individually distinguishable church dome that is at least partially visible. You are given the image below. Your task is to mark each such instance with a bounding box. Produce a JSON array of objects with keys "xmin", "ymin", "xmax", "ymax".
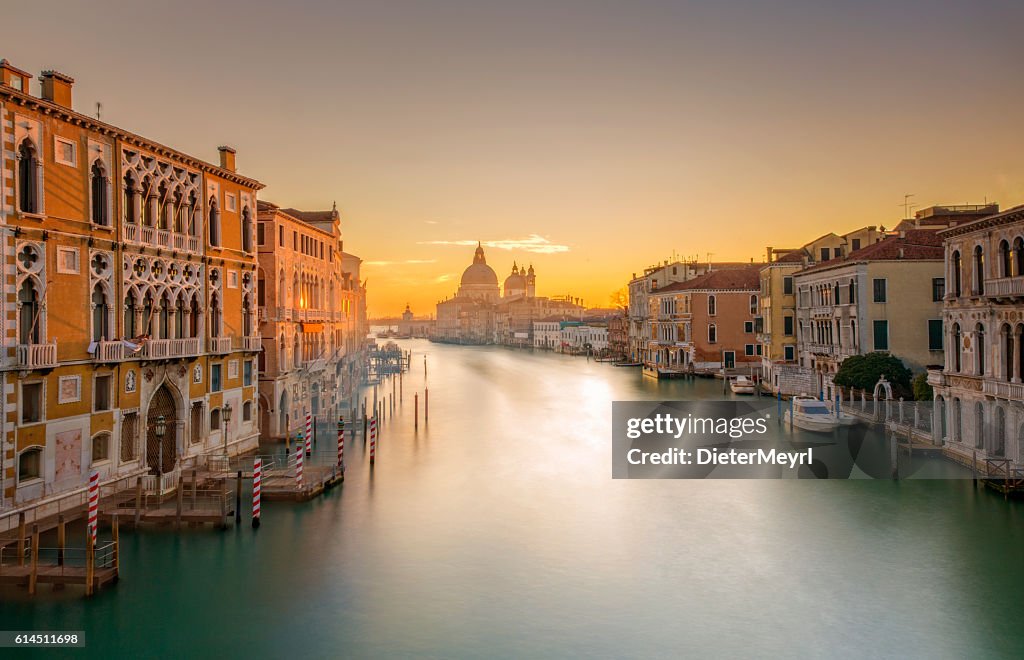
[
  {"xmin": 460, "ymin": 242, "xmax": 498, "ymax": 288},
  {"xmin": 503, "ymin": 261, "xmax": 526, "ymax": 290}
]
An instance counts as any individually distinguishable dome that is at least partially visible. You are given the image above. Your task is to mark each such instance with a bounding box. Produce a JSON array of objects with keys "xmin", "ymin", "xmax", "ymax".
[
  {"xmin": 462, "ymin": 262, "xmax": 498, "ymax": 287},
  {"xmin": 504, "ymin": 261, "xmax": 526, "ymax": 290}
]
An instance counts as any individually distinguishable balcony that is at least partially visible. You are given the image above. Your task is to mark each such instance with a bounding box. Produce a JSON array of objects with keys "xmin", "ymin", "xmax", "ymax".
[
  {"xmin": 95, "ymin": 340, "xmax": 124, "ymax": 362},
  {"xmin": 17, "ymin": 342, "xmax": 57, "ymax": 369},
  {"xmin": 985, "ymin": 277, "xmax": 1024, "ymax": 300},
  {"xmin": 122, "ymin": 222, "xmax": 202, "ymax": 255},
  {"xmin": 239, "ymin": 336, "xmax": 262, "ymax": 352},
  {"xmin": 805, "ymin": 343, "xmax": 838, "ymax": 356},
  {"xmin": 209, "ymin": 337, "xmax": 232, "ymax": 354},
  {"xmin": 982, "ymin": 379, "xmax": 1024, "ymax": 400},
  {"xmin": 810, "ymin": 306, "xmax": 834, "ymax": 318},
  {"xmin": 139, "ymin": 337, "xmax": 201, "ymax": 360}
]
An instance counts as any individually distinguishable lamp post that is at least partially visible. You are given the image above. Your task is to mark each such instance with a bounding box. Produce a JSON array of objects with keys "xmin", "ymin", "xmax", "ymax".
[
  {"xmin": 222, "ymin": 402, "xmax": 233, "ymax": 458},
  {"xmin": 155, "ymin": 414, "xmax": 166, "ymax": 478}
]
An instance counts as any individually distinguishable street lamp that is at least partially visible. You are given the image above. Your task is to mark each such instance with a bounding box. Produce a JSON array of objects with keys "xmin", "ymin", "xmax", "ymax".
[
  {"xmin": 155, "ymin": 414, "xmax": 166, "ymax": 477},
  {"xmin": 222, "ymin": 403, "xmax": 233, "ymax": 458}
]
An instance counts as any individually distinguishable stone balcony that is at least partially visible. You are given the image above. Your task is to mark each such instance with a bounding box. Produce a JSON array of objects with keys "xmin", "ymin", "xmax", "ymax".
[
  {"xmin": 123, "ymin": 222, "xmax": 201, "ymax": 254},
  {"xmin": 95, "ymin": 340, "xmax": 124, "ymax": 362},
  {"xmin": 16, "ymin": 342, "xmax": 57, "ymax": 369},
  {"xmin": 238, "ymin": 336, "xmax": 262, "ymax": 352},
  {"xmin": 209, "ymin": 337, "xmax": 232, "ymax": 354},
  {"xmin": 982, "ymin": 379, "xmax": 1024, "ymax": 400},
  {"xmin": 984, "ymin": 277, "xmax": 1024, "ymax": 300},
  {"xmin": 140, "ymin": 337, "xmax": 201, "ymax": 360}
]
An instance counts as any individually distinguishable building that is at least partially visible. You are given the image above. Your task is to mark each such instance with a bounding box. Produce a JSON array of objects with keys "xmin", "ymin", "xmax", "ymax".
[
  {"xmin": 255, "ymin": 201, "xmax": 367, "ymax": 442},
  {"xmin": 607, "ymin": 311, "xmax": 628, "ymax": 359},
  {"xmin": 757, "ymin": 226, "xmax": 886, "ymax": 393},
  {"xmin": 0, "ymin": 61, "xmax": 263, "ymax": 506},
  {"xmin": 397, "ymin": 304, "xmax": 434, "ymax": 338},
  {"xmin": 929, "ymin": 204, "xmax": 1024, "ymax": 471},
  {"xmin": 793, "ymin": 229, "xmax": 949, "ymax": 399},
  {"xmin": 646, "ymin": 267, "xmax": 762, "ymax": 375}
]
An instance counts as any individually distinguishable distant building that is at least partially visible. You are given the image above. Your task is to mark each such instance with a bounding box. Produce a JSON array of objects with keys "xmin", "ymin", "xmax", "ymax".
[
  {"xmin": 607, "ymin": 312, "xmax": 628, "ymax": 359},
  {"xmin": 397, "ymin": 304, "xmax": 434, "ymax": 338}
]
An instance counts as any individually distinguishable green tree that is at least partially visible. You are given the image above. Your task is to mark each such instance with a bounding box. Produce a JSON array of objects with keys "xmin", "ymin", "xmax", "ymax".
[
  {"xmin": 833, "ymin": 352, "xmax": 912, "ymax": 393},
  {"xmin": 912, "ymin": 372, "xmax": 934, "ymax": 401}
]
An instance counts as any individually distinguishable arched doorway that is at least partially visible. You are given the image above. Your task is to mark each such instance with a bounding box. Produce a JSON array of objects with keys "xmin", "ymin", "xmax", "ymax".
[
  {"xmin": 147, "ymin": 384, "xmax": 179, "ymax": 475},
  {"xmin": 278, "ymin": 389, "xmax": 289, "ymax": 438}
]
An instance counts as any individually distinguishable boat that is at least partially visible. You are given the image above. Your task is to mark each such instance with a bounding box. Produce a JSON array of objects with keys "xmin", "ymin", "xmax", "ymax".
[
  {"xmin": 783, "ymin": 396, "xmax": 841, "ymax": 433},
  {"xmin": 613, "ymin": 361, "xmax": 642, "ymax": 367},
  {"xmin": 729, "ymin": 376, "xmax": 756, "ymax": 395}
]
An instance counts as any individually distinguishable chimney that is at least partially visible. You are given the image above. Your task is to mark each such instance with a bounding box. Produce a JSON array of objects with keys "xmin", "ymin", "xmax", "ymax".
[
  {"xmin": 39, "ymin": 70, "xmax": 74, "ymax": 107},
  {"xmin": 0, "ymin": 60, "xmax": 31, "ymax": 93},
  {"xmin": 218, "ymin": 146, "xmax": 237, "ymax": 172},
  {"xmin": 767, "ymin": 246, "xmax": 773, "ymax": 262},
  {"xmin": 898, "ymin": 247, "xmax": 905, "ymax": 259}
]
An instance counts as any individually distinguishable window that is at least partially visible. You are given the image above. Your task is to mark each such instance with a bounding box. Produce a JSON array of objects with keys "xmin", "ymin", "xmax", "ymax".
[
  {"xmin": 210, "ymin": 407, "xmax": 221, "ymax": 431},
  {"xmin": 784, "ymin": 345, "xmax": 795, "ymax": 361},
  {"xmin": 279, "ymin": 225, "xmax": 284, "ymax": 247},
  {"xmin": 243, "ymin": 360, "xmax": 253, "ymax": 386},
  {"xmin": 18, "ymin": 447, "xmax": 42, "ymax": 482},
  {"xmin": 293, "ymin": 231, "xmax": 298, "ymax": 251},
  {"xmin": 95, "ymin": 374, "xmax": 112, "ymax": 411},
  {"xmin": 976, "ymin": 323, "xmax": 985, "ymax": 375},
  {"xmin": 744, "ymin": 321, "xmax": 753, "ymax": 333},
  {"xmin": 952, "ymin": 250, "xmax": 962, "ymax": 297},
  {"xmin": 756, "ymin": 344, "xmax": 763, "ymax": 355},
  {"xmin": 928, "ymin": 320, "xmax": 943, "ymax": 351},
  {"xmin": 707, "ymin": 295, "xmax": 717, "ymax": 316},
  {"xmin": 57, "ymin": 246, "xmax": 80, "ymax": 274},
  {"xmin": 953, "ymin": 323, "xmax": 962, "ymax": 371},
  {"xmin": 120, "ymin": 410, "xmax": 139, "ymax": 461},
  {"xmin": 749, "ymin": 295, "xmax": 758, "ymax": 315},
  {"xmin": 191, "ymin": 402, "xmax": 204, "ymax": 444},
  {"xmin": 257, "ymin": 222, "xmax": 266, "ymax": 246},
  {"xmin": 783, "ymin": 277, "xmax": 793, "ymax": 295},
  {"xmin": 243, "ymin": 400, "xmax": 253, "ymax": 422},
  {"xmin": 22, "ymin": 382, "xmax": 42, "ymax": 423},
  {"xmin": 708, "ymin": 324, "xmax": 717, "ymax": 343},
  {"xmin": 745, "ymin": 344, "xmax": 755, "ymax": 356},
  {"xmin": 851, "ymin": 238, "xmax": 861, "ymax": 251},
  {"xmin": 1000, "ymin": 240, "xmax": 1012, "ymax": 277},
  {"xmin": 873, "ymin": 320, "xmax": 889, "ymax": 351},
  {"xmin": 208, "ymin": 197, "xmax": 221, "ymax": 247},
  {"xmin": 872, "ymin": 278, "xmax": 887, "ymax": 303},
  {"xmin": 91, "ymin": 433, "xmax": 110, "ymax": 464},
  {"xmin": 54, "ymin": 136, "xmax": 77, "ymax": 167},
  {"xmin": 225, "ymin": 193, "xmax": 237, "ymax": 212},
  {"xmin": 242, "ymin": 207, "xmax": 253, "ymax": 252},
  {"xmin": 973, "ymin": 246, "xmax": 985, "ymax": 295},
  {"xmin": 783, "ymin": 316, "xmax": 794, "ymax": 336},
  {"xmin": 211, "ymin": 363, "xmax": 222, "ymax": 392},
  {"xmin": 17, "ymin": 139, "xmax": 40, "ymax": 214},
  {"xmin": 91, "ymin": 161, "xmax": 109, "ymax": 226},
  {"xmin": 932, "ymin": 278, "xmax": 945, "ymax": 302},
  {"xmin": 820, "ymin": 247, "xmax": 830, "ymax": 261},
  {"xmin": 228, "ymin": 271, "xmax": 239, "ymax": 289}
]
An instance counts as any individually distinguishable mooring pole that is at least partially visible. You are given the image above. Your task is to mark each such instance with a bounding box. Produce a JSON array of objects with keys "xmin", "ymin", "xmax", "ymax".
[
  {"xmin": 425, "ymin": 388, "xmax": 429, "ymax": 423},
  {"xmin": 29, "ymin": 524, "xmax": 39, "ymax": 596},
  {"xmin": 57, "ymin": 514, "xmax": 66, "ymax": 566},
  {"xmin": 415, "ymin": 393, "xmax": 419, "ymax": 429},
  {"xmin": 235, "ymin": 470, "xmax": 242, "ymax": 524}
]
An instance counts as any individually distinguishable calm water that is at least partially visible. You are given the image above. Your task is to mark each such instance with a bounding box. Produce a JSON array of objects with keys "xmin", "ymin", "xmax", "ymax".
[{"xmin": 2, "ymin": 339, "xmax": 1023, "ymax": 658}]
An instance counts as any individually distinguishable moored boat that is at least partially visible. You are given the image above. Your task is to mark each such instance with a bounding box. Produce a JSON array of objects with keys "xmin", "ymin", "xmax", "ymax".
[
  {"xmin": 783, "ymin": 396, "xmax": 840, "ymax": 433},
  {"xmin": 729, "ymin": 376, "xmax": 756, "ymax": 395}
]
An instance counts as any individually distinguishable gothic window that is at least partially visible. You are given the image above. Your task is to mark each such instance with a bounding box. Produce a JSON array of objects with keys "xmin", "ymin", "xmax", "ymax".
[
  {"xmin": 142, "ymin": 178, "xmax": 155, "ymax": 227},
  {"xmin": 210, "ymin": 294, "xmax": 222, "ymax": 337},
  {"xmin": 976, "ymin": 323, "xmax": 986, "ymax": 376},
  {"xmin": 952, "ymin": 323, "xmax": 962, "ymax": 372},
  {"xmin": 242, "ymin": 295, "xmax": 253, "ymax": 337},
  {"xmin": 91, "ymin": 161, "xmax": 109, "ymax": 226},
  {"xmin": 123, "ymin": 173, "xmax": 137, "ymax": 224},
  {"xmin": 973, "ymin": 245, "xmax": 984, "ymax": 295},
  {"xmin": 1015, "ymin": 238, "xmax": 1024, "ymax": 278},
  {"xmin": 1000, "ymin": 240, "xmax": 1012, "ymax": 278},
  {"xmin": 190, "ymin": 296, "xmax": 201, "ymax": 338},
  {"xmin": 242, "ymin": 207, "xmax": 253, "ymax": 253},
  {"xmin": 208, "ymin": 196, "xmax": 221, "ymax": 247},
  {"xmin": 17, "ymin": 140, "xmax": 39, "ymax": 214},
  {"xmin": 708, "ymin": 295, "xmax": 716, "ymax": 316},
  {"xmin": 92, "ymin": 284, "xmax": 110, "ymax": 342},
  {"xmin": 124, "ymin": 290, "xmax": 138, "ymax": 338},
  {"xmin": 18, "ymin": 278, "xmax": 41, "ymax": 345},
  {"xmin": 951, "ymin": 251, "xmax": 962, "ymax": 297}
]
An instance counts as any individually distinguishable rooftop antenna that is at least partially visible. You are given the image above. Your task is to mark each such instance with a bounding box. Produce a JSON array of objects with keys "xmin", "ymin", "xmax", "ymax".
[
  {"xmin": 95, "ymin": 102, "xmax": 102, "ymax": 120},
  {"xmin": 901, "ymin": 193, "xmax": 915, "ymax": 219}
]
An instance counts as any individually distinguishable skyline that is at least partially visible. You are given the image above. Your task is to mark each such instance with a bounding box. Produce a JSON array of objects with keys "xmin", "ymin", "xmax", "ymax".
[{"xmin": 7, "ymin": 0, "xmax": 1024, "ymax": 315}]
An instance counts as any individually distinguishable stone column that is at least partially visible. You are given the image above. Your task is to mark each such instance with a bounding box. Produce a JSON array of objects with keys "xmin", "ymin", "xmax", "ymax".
[{"xmin": 1013, "ymin": 331, "xmax": 1021, "ymax": 383}]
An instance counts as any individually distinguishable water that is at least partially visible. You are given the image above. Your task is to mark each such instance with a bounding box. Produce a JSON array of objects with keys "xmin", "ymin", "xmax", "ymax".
[{"xmin": 3, "ymin": 339, "xmax": 1023, "ymax": 658}]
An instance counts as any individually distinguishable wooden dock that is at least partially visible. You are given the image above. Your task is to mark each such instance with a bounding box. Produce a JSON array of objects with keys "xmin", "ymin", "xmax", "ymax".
[
  {"xmin": 261, "ymin": 464, "xmax": 344, "ymax": 501},
  {"xmin": 0, "ymin": 521, "xmax": 120, "ymax": 596}
]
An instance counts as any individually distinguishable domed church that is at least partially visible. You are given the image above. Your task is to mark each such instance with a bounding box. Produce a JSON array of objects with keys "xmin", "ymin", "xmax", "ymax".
[{"xmin": 457, "ymin": 242, "xmax": 500, "ymax": 302}]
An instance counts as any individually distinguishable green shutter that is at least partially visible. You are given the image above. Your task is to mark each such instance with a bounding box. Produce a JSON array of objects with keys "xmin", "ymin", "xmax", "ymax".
[
  {"xmin": 928, "ymin": 320, "xmax": 943, "ymax": 351},
  {"xmin": 873, "ymin": 320, "xmax": 889, "ymax": 350}
]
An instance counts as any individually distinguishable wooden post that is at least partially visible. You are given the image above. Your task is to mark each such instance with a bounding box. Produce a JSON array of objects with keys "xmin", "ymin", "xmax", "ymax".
[
  {"xmin": 57, "ymin": 515, "xmax": 66, "ymax": 566},
  {"xmin": 415, "ymin": 393, "xmax": 419, "ymax": 429},
  {"xmin": 425, "ymin": 388, "xmax": 429, "ymax": 423},
  {"xmin": 235, "ymin": 470, "xmax": 242, "ymax": 524},
  {"xmin": 176, "ymin": 475, "xmax": 184, "ymax": 529},
  {"xmin": 112, "ymin": 513, "xmax": 120, "ymax": 575},
  {"xmin": 192, "ymin": 468, "xmax": 198, "ymax": 510},
  {"xmin": 29, "ymin": 524, "xmax": 39, "ymax": 596},
  {"xmin": 85, "ymin": 531, "xmax": 95, "ymax": 597},
  {"xmin": 220, "ymin": 478, "xmax": 228, "ymax": 528},
  {"xmin": 135, "ymin": 477, "xmax": 143, "ymax": 526},
  {"xmin": 16, "ymin": 512, "xmax": 25, "ymax": 566}
]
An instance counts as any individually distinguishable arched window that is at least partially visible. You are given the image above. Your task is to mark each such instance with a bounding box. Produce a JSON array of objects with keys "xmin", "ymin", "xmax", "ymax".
[
  {"xmin": 210, "ymin": 407, "xmax": 221, "ymax": 431},
  {"xmin": 142, "ymin": 178, "xmax": 155, "ymax": 227},
  {"xmin": 708, "ymin": 295, "xmax": 716, "ymax": 316},
  {"xmin": 850, "ymin": 319, "xmax": 857, "ymax": 348},
  {"xmin": 952, "ymin": 323, "xmax": 961, "ymax": 372},
  {"xmin": 92, "ymin": 284, "xmax": 109, "ymax": 342},
  {"xmin": 157, "ymin": 182, "xmax": 170, "ymax": 230},
  {"xmin": 18, "ymin": 278, "xmax": 40, "ymax": 345},
  {"xmin": 995, "ymin": 406, "xmax": 1006, "ymax": 456},
  {"xmin": 242, "ymin": 207, "xmax": 253, "ymax": 253},
  {"xmin": 243, "ymin": 400, "xmax": 253, "ymax": 422},
  {"xmin": 189, "ymin": 296, "xmax": 201, "ymax": 338},
  {"xmin": 208, "ymin": 197, "xmax": 221, "ymax": 246},
  {"xmin": 123, "ymin": 173, "xmax": 137, "ymax": 224},
  {"xmin": 1015, "ymin": 238, "xmax": 1024, "ymax": 278},
  {"xmin": 124, "ymin": 290, "xmax": 137, "ymax": 338},
  {"xmin": 142, "ymin": 291, "xmax": 154, "ymax": 336},
  {"xmin": 18, "ymin": 446, "xmax": 42, "ymax": 482},
  {"xmin": 174, "ymin": 295, "xmax": 185, "ymax": 339},
  {"xmin": 279, "ymin": 336, "xmax": 286, "ymax": 371},
  {"xmin": 976, "ymin": 323, "xmax": 985, "ymax": 376},
  {"xmin": 708, "ymin": 323, "xmax": 717, "ymax": 343},
  {"xmin": 173, "ymin": 190, "xmax": 185, "ymax": 234},
  {"xmin": 91, "ymin": 432, "xmax": 111, "ymax": 464},
  {"xmin": 974, "ymin": 402, "xmax": 984, "ymax": 449},
  {"xmin": 187, "ymin": 193, "xmax": 199, "ymax": 237},
  {"xmin": 952, "ymin": 250, "xmax": 962, "ymax": 297},
  {"xmin": 936, "ymin": 395, "xmax": 947, "ymax": 441},
  {"xmin": 848, "ymin": 280, "xmax": 856, "ymax": 304},
  {"xmin": 17, "ymin": 140, "xmax": 39, "ymax": 214},
  {"xmin": 210, "ymin": 293, "xmax": 221, "ymax": 337},
  {"xmin": 91, "ymin": 161, "xmax": 109, "ymax": 226},
  {"xmin": 973, "ymin": 245, "xmax": 984, "ymax": 295},
  {"xmin": 159, "ymin": 292, "xmax": 171, "ymax": 339},
  {"xmin": 953, "ymin": 398, "xmax": 962, "ymax": 441},
  {"xmin": 1003, "ymin": 324, "xmax": 1014, "ymax": 382},
  {"xmin": 242, "ymin": 295, "xmax": 253, "ymax": 337},
  {"xmin": 999, "ymin": 240, "xmax": 1012, "ymax": 278},
  {"xmin": 292, "ymin": 273, "xmax": 301, "ymax": 308}
]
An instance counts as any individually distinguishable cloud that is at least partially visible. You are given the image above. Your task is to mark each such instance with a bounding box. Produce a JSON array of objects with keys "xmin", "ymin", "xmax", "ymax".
[
  {"xmin": 424, "ymin": 220, "xmax": 438, "ymax": 225},
  {"xmin": 434, "ymin": 274, "xmax": 453, "ymax": 283},
  {"xmin": 363, "ymin": 259, "xmax": 438, "ymax": 266},
  {"xmin": 418, "ymin": 234, "xmax": 569, "ymax": 254}
]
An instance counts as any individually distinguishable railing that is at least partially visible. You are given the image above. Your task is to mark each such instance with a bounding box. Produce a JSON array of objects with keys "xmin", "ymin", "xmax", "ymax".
[
  {"xmin": 187, "ymin": 236, "xmax": 200, "ymax": 253},
  {"xmin": 156, "ymin": 229, "xmax": 171, "ymax": 247},
  {"xmin": 171, "ymin": 337, "xmax": 201, "ymax": 357},
  {"xmin": 240, "ymin": 336, "xmax": 262, "ymax": 352},
  {"xmin": 810, "ymin": 306, "xmax": 834, "ymax": 318},
  {"xmin": 277, "ymin": 306, "xmax": 287, "ymax": 321},
  {"xmin": 173, "ymin": 232, "xmax": 186, "ymax": 250},
  {"xmin": 140, "ymin": 226, "xmax": 154, "ymax": 244},
  {"xmin": 139, "ymin": 337, "xmax": 201, "ymax": 360},
  {"xmin": 17, "ymin": 342, "xmax": 58, "ymax": 369},
  {"xmin": 96, "ymin": 340, "xmax": 124, "ymax": 362},
  {"xmin": 141, "ymin": 468, "xmax": 181, "ymax": 496},
  {"xmin": 122, "ymin": 222, "xmax": 138, "ymax": 242},
  {"xmin": 805, "ymin": 343, "xmax": 838, "ymax": 355},
  {"xmin": 982, "ymin": 379, "xmax": 1024, "ymax": 400},
  {"xmin": 985, "ymin": 277, "xmax": 1024, "ymax": 298},
  {"xmin": 209, "ymin": 337, "xmax": 232, "ymax": 354},
  {"xmin": 120, "ymin": 222, "xmax": 200, "ymax": 254}
]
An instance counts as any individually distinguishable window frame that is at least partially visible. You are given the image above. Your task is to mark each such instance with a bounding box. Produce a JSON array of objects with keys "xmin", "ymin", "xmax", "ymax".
[
  {"xmin": 872, "ymin": 278, "xmax": 887, "ymax": 303},
  {"xmin": 54, "ymin": 136, "xmax": 77, "ymax": 167}
]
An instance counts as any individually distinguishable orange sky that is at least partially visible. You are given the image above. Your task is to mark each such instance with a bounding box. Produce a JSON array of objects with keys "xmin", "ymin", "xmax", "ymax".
[{"xmin": 7, "ymin": 1, "xmax": 1024, "ymax": 316}]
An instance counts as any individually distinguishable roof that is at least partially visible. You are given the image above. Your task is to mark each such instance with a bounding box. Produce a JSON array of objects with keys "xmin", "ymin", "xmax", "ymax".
[
  {"xmin": 798, "ymin": 229, "xmax": 944, "ymax": 274},
  {"xmin": 653, "ymin": 266, "xmax": 761, "ymax": 293},
  {"xmin": 938, "ymin": 204, "xmax": 1024, "ymax": 238},
  {"xmin": 774, "ymin": 250, "xmax": 807, "ymax": 264},
  {"xmin": 282, "ymin": 208, "xmax": 336, "ymax": 224}
]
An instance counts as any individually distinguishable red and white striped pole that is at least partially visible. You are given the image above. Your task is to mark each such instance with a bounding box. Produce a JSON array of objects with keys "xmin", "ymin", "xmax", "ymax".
[
  {"xmin": 305, "ymin": 413, "xmax": 312, "ymax": 456},
  {"xmin": 87, "ymin": 470, "xmax": 99, "ymax": 543},
  {"xmin": 252, "ymin": 457, "xmax": 262, "ymax": 529},
  {"xmin": 337, "ymin": 421, "xmax": 345, "ymax": 468},
  {"xmin": 295, "ymin": 437, "xmax": 304, "ymax": 489},
  {"xmin": 369, "ymin": 415, "xmax": 377, "ymax": 465}
]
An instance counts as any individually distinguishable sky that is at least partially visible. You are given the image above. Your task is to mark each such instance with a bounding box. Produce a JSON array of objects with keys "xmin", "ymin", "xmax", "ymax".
[{"xmin": 7, "ymin": 0, "xmax": 1024, "ymax": 316}]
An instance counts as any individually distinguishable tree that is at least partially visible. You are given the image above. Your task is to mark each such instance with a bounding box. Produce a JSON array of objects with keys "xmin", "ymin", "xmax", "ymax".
[
  {"xmin": 912, "ymin": 372, "xmax": 933, "ymax": 401},
  {"xmin": 833, "ymin": 352, "xmax": 912, "ymax": 394},
  {"xmin": 609, "ymin": 287, "xmax": 628, "ymax": 310}
]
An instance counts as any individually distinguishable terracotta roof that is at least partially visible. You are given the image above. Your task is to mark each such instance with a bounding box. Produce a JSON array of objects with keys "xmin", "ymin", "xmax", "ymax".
[
  {"xmin": 282, "ymin": 208, "xmax": 336, "ymax": 224},
  {"xmin": 654, "ymin": 266, "xmax": 761, "ymax": 292},
  {"xmin": 774, "ymin": 250, "xmax": 807, "ymax": 264},
  {"xmin": 798, "ymin": 229, "xmax": 943, "ymax": 274}
]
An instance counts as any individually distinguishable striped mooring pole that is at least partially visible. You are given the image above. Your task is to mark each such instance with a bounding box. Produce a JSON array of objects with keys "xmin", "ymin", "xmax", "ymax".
[
  {"xmin": 295, "ymin": 437, "xmax": 304, "ymax": 489},
  {"xmin": 369, "ymin": 415, "xmax": 377, "ymax": 465},
  {"xmin": 337, "ymin": 419, "xmax": 345, "ymax": 468},
  {"xmin": 252, "ymin": 457, "xmax": 262, "ymax": 528},
  {"xmin": 87, "ymin": 470, "xmax": 99, "ymax": 544},
  {"xmin": 305, "ymin": 413, "xmax": 312, "ymax": 456}
]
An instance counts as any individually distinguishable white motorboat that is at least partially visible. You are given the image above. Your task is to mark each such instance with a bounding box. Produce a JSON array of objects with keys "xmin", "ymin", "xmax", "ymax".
[
  {"xmin": 729, "ymin": 376, "xmax": 756, "ymax": 395},
  {"xmin": 784, "ymin": 396, "xmax": 840, "ymax": 433}
]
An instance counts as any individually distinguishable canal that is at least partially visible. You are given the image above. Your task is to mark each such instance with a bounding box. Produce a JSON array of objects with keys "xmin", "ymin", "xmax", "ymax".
[{"xmin": 2, "ymin": 338, "xmax": 1023, "ymax": 658}]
